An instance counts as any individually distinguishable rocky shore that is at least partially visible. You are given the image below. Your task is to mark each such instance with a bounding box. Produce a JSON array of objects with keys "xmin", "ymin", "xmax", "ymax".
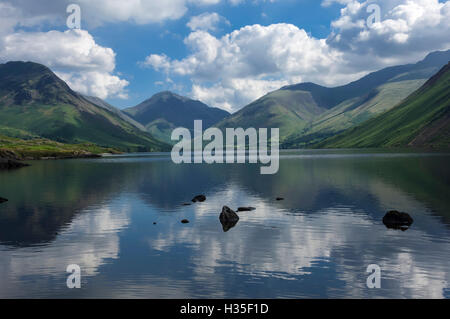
[
  {"xmin": 0, "ymin": 150, "xmax": 29, "ymax": 169},
  {"xmin": 0, "ymin": 149, "xmax": 103, "ymax": 170}
]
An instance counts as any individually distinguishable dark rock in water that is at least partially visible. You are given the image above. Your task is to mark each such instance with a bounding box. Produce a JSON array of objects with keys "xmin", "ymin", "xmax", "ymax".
[
  {"xmin": 192, "ymin": 195, "xmax": 206, "ymax": 203},
  {"xmin": 237, "ymin": 207, "xmax": 256, "ymax": 212},
  {"xmin": 219, "ymin": 206, "xmax": 239, "ymax": 232},
  {"xmin": 383, "ymin": 210, "xmax": 414, "ymax": 230},
  {"xmin": 181, "ymin": 219, "xmax": 190, "ymax": 224},
  {"xmin": 153, "ymin": 222, "xmax": 157, "ymax": 225},
  {"xmin": 276, "ymin": 197, "xmax": 284, "ymax": 201},
  {"xmin": 0, "ymin": 157, "xmax": 29, "ymax": 170},
  {"xmin": 182, "ymin": 203, "xmax": 191, "ymax": 206},
  {"xmin": 0, "ymin": 197, "xmax": 8, "ymax": 204}
]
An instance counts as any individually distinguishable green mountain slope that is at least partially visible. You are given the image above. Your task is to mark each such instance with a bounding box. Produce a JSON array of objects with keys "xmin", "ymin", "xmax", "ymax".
[
  {"xmin": 218, "ymin": 50, "xmax": 450, "ymax": 144},
  {"xmin": 0, "ymin": 61, "xmax": 169, "ymax": 152},
  {"xmin": 83, "ymin": 95, "xmax": 147, "ymax": 131},
  {"xmin": 124, "ymin": 91, "xmax": 230, "ymax": 144},
  {"xmin": 317, "ymin": 62, "xmax": 450, "ymax": 149},
  {"xmin": 284, "ymin": 79, "xmax": 427, "ymax": 147},
  {"xmin": 216, "ymin": 89, "xmax": 326, "ymax": 138}
]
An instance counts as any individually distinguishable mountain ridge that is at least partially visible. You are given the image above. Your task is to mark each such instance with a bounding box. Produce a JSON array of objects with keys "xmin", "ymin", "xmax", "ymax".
[
  {"xmin": 217, "ymin": 49, "xmax": 450, "ymax": 146},
  {"xmin": 317, "ymin": 62, "xmax": 450, "ymax": 149}
]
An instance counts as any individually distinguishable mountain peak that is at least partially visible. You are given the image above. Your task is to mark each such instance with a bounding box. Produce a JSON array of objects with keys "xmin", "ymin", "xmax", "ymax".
[
  {"xmin": 0, "ymin": 61, "xmax": 75, "ymax": 105},
  {"xmin": 420, "ymin": 49, "xmax": 450, "ymax": 66},
  {"xmin": 1, "ymin": 60, "xmax": 51, "ymax": 72},
  {"xmin": 151, "ymin": 91, "xmax": 191, "ymax": 103}
]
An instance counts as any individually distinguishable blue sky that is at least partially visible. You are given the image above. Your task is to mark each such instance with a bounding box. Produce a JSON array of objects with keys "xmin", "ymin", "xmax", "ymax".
[{"xmin": 0, "ymin": 0, "xmax": 449, "ymax": 111}]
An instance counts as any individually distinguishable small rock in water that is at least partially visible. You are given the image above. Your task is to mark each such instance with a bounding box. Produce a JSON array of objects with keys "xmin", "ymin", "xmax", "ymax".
[
  {"xmin": 181, "ymin": 219, "xmax": 190, "ymax": 224},
  {"xmin": 219, "ymin": 206, "xmax": 240, "ymax": 232},
  {"xmin": 276, "ymin": 197, "xmax": 284, "ymax": 201},
  {"xmin": 0, "ymin": 197, "xmax": 8, "ymax": 204},
  {"xmin": 383, "ymin": 210, "xmax": 414, "ymax": 230},
  {"xmin": 192, "ymin": 195, "xmax": 206, "ymax": 203},
  {"xmin": 182, "ymin": 203, "xmax": 191, "ymax": 206},
  {"xmin": 237, "ymin": 207, "xmax": 256, "ymax": 212},
  {"xmin": 153, "ymin": 222, "xmax": 157, "ymax": 225}
]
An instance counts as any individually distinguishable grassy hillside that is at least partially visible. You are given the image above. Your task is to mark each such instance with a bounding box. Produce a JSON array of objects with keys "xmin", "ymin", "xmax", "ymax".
[
  {"xmin": 0, "ymin": 134, "xmax": 119, "ymax": 160},
  {"xmin": 317, "ymin": 62, "xmax": 450, "ymax": 149},
  {"xmin": 284, "ymin": 79, "xmax": 426, "ymax": 147},
  {"xmin": 0, "ymin": 61, "xmax": 170, "ymax": 152},
  {"xmin": 216, "ymin": 89, "xmax": 326, "ymax": 140}
]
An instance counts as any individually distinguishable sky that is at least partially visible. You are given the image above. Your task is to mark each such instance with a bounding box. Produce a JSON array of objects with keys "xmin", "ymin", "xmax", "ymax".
[{"xmin": 0, "ymin": 0, "xmax": 449, "ymax": 112}]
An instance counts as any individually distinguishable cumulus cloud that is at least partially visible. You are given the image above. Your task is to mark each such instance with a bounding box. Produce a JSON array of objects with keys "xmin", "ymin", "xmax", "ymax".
[
  {"xmin": 187, "ymin": 12, "xmax": 230, "ymax": 31},
  {"xmin": 0, "ymin": 29, "xmax": 129, "ymax": 99},
  {"xmin": 0, "ymin": 0, "xmax": 225, "ymax": 28},
  {"xmin": 142, "ymin": 24, "xmax": 346, "ymax": 111},
  {"xmin": 327, "ymin": 0, "xmax": 450, "ymax": 62}
]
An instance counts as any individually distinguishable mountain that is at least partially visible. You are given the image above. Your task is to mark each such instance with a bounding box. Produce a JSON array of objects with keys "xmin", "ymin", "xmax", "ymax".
[
  {"xmin": 83, "ymin": 95, "xmax": 146, "ymax": 131},
  {"xmin": 0, "ymin": 61, "xmax": 169, "ymax": 152},
  {"xmin": 316, "ymin": 62, "xmax": 450, "ymax": 149},
  {"xmin": 216, "ymin": 89, "xmax": 327, "ymax": 139},
  {"xmin": 217, "ymin": 50, "xmax": 450, "ymax": 145},
  {"xmin": 124, "ymin": 91, "xmax": 230, "ymax": 144}
]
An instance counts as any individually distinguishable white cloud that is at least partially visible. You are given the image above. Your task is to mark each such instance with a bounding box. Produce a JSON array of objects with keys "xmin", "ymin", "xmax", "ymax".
[
  {"xmin": 144, "ymin": 24, "xmax": 340, "ymax": 110},
  {"xmin": 327, "ymin": 0, "xmax": 450, "ymax": 59},
  {"xmin": 0, "ymin": 0, "xmax": 222, "ymax": 27},
  {"xmin": 142, "ymin": 24, "xmax": 348, "ymax": 110},
  {"xmin": 0, "ymin": 29, "xmax": 129, "ymax": 99},
  {"xmin": 187, "ymin": 12, "xmax": 230, "ymax": 31}
]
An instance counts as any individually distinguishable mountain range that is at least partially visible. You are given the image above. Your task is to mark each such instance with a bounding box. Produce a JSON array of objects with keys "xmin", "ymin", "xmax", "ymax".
[
  {"xmin": 219, "ymin": 50, "xmax": 450, "ymax": 148},
  {"xmin": 0, "ymin": 49, "xmax": 449, "ymax": 153}
]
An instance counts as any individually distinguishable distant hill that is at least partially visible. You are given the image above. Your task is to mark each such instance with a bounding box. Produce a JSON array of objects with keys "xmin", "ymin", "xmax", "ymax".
[
  {"xmin": 217, "ymin": 50, "xmax": 450, "ymax": 145},
  {"xmin": 0, "ymin": 61, "xmax": 169, "ymax": 152},
  {"xmin": 124, "ymin": 91, "xmax": 230, "ymax": 144},
  {"xmin": 317, "ymin": 62, "xmax": 450, "ymax": 149}
]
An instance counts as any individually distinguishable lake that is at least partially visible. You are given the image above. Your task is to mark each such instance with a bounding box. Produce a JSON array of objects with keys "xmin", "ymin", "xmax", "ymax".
[{"xmin": 0, "ymin": 150, "xmax": 449, "ymax": 298}]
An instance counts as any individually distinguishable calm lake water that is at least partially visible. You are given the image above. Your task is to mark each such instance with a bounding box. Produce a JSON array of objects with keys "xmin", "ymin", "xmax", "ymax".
[{"xmin": 0, "ymin": 150, "xmax": 449, "ymax": 298}]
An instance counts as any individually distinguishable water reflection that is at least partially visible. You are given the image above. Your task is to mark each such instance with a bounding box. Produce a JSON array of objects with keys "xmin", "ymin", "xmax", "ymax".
[{"xmin": 0, "ymin": 150, "xmax": 449, "ymax": 298}]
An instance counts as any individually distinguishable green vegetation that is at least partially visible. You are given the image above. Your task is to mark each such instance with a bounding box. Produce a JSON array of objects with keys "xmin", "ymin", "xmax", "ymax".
[
  {"xmin": 0, "ymin": 134, "xmax": 119, "ymax": 159},
  {"xmin": 284, "ymin": 79, "xmax": 427, "ymax": 147},
  {"xmin": 216, "ymin": 89, "xmax": 326, "ymax": 140},
  {"xmin": 318, "ymin": 62, "xmax": 450, "ymax": 149}
]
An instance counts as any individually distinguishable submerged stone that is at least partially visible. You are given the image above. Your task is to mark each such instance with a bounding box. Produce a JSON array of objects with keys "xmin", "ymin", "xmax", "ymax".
[
  {"xmin": 191, "ymin": 195, "xmax": 206, "ymax": 203},
  {"xmin": 383, "ymin": 210, "xmax": 414, "ymax": 230},
  {"xmin": 237, "ymin": 207, "xmax": 256, "ymax": 212}
]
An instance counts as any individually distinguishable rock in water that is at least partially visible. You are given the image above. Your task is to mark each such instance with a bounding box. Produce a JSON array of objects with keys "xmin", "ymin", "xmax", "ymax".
[
  {"xmin": 237, "ymin": 207, "xmax": 256, "ymax": 212},
  {"xmin": 383, "ymin": 210, "xmax": 414, "ymax": 230},
  {"xmin": 0, "ymin": 157, "xmax": 29, "ymax": 170},
  {"xmin": 192, "ymin": 195, "xmax": 206, "ymax": 203},
  {"xmin": 0, "ymin": 197, "xmax": 8, "ymax": 204},
  {"xmin": 181, "ymin": 219, "xmax": 190, "ymax": 224},
  {"xmin": 219, "ymin": 206, "xmax": 240, "ymax": 232},
  {"xmin": 276, "ymin": 197, "xmax": 284, "ymax": 201}
]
